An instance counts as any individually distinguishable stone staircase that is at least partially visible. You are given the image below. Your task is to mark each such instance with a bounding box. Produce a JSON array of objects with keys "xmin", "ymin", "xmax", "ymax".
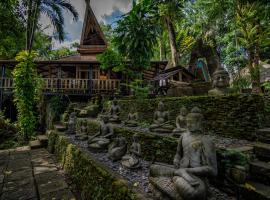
[
  {"xmin": 239, "ymin": 128, "xmax": 270, "ymax": 200},
  {"xmin": 29, "ymin": 135, "xmax": 48, "ymax": 149}
]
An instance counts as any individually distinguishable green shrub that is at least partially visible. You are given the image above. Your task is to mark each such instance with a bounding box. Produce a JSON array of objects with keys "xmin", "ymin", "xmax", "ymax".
[{"xmin": 13, "ymin": 51, "xmax": 43, "ymax": 141}]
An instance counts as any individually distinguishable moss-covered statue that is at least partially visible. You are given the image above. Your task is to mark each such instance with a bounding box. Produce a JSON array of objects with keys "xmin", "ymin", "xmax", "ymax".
[
  {"xmin": 124, "ymin": 109, "xmax": 139, "ymax": 127},
  {"xmin": 149, "ymin": 101, "xmax": 174, "ymax": 133},
  {"xmin": 172, "ymin": 106, "xmax": 188, "ymax": 136},
  {"xmin": 108, "ymin": 136, "xmax": 127, "ymax": 161},
  {"xmin": 208, "ymin": 67, "xmax": 230, "ymax": 96},
  {"xmin": 75, "ymin": 120, "xmax": 88, "ymax": 141},
  {"xmin": 149, "ymin": 107, "xmax": 217, "ymax": 200},
  {"xmin": 66, "ymin": 112, "xmax": 76, "ymax": 135},
  {"xmin": 109, "ymin": 98, "xmax": 121, "ymax": 123},
  {"xmin": 121, "ymin": 134, "xmax": 142, "ymax": 169},
  {"xmin": 88, "ymin": 116, "xmax": 114, "ymax": 152}
]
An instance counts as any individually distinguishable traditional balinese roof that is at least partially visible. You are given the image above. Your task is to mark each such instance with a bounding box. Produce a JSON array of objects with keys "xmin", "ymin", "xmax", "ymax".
[
  {"xmin": 153, "ymin": 66, "xmax": 194, "ymax": 81},
  {"xmin": 77, "ymin": 3, "xmax": 107, "ymax": 55}
]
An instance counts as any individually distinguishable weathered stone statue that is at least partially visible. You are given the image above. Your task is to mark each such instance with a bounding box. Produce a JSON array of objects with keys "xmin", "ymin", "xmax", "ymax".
[
  {"xmin": 208, "ymin": 67, "xmax": 230, "ymax": 96},
  {"xmin": 88, "ymin": 116, "xmax": 114, "ymax": 152},
  {"xmin": 66, "ymin": 112, "xmax": 76, "ymax": 135},
  {"xmin": 149, "ymin": 101, "xmax": 174, "ymax": 133},
  {"xmin": 75, "ymin": 120, "xmax": 88, "ymax": 141},
  {"xmin": 125, "ymin": 112, "xmax": 139, "ymax": 127},
  {"xmin": 172, "ymin": 106, "xmax": 188, "ymax": 136},
  {"xmin": 121, "ymin": 134, "xmax": 142, "ymax": 169},
  {"xmin": 149, "ymin": 107, "xmax": 217, "ymax": 200},
  {"xmin": 109, "ymin": 98, "xmax": 121, "ymax": 123},
  {"xmin": 108, "ymin": 136, "xmax": 127, "ymax": 161}
]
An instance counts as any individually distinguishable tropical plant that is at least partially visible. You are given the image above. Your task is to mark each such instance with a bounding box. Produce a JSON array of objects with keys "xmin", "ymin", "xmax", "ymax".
[
  {"xmin": 24, "ymin": 0, "xmax": 78, "ymax": 50},
  {"xmin": 113, "ymin": 0, "xmax": 161, "ymax": 71},
  {"xmin": 235, "ymin": 1, "xmax": 270, "ymax": 93},
  {"xmin": 157, "ymin": 0, "xmax": 184, "ymax": 67},
  {"xmin": 0, "ymin": 0, "xmax": 25, "ymax": 59},
  {"xmin": 13, "ymin": 51, "xmax": 43, "ymax": 141},
  {"xmin": 125, "ymin": 79, "xmax": 152, "ymax": 99}
]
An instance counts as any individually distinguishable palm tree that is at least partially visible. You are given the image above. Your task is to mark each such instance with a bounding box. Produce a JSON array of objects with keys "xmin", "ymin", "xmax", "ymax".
[
  {"xmin": 24, "ymin": 0, "xmax": 78, "ymax": 51},
  {"xmin": 157, "ymin": 0, "xmax": 184, "ymax": 68}
]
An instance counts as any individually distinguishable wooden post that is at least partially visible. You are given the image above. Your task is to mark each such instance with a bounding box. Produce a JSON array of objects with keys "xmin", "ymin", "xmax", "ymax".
[
  {"xmin": 0, "ymin": 65, "xmax": 6, "ymax": 111},
  {"xmin": 57, "ymin": 64, "xmax": 61, "ymax": 91},
  {"xmin": 88, "ymin": 64, "xmax": 92, "ymax": 95}
]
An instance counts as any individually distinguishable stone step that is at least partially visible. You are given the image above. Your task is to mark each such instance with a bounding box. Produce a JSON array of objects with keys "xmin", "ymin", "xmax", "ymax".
[
  {"xmin": 256, "ymin": 128, "xmax": 270, "ymax": 144},
  {"xmin": 36, "ymin": 135, "xmax": 48, "ymax": 147},
  {"xmin": 227, "ymin": 146, "xmax": 254, "ymax": 155},
  {"xmin": 54, "ymin": 124, "xmax": 67, "ymax": 132},
  {"xmin": 254, "ymin": 143, "xmax": 270, "ymax": 162},
  {"xmin": 239, "ymin": 181, "xmax": 270, "ymax": 200},
  {"xmin": 29, "ymin": 140, "xmax": 42, "ymax": 149},
  {"xmin": 250, "ymin": 160, "xmax": 270, "ymax": 185}
]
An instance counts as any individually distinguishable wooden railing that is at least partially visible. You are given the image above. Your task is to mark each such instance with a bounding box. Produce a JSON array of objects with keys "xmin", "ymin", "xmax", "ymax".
[{"xmin": 0, "ymin": 78, "xmax": 120, "ymax": 94}]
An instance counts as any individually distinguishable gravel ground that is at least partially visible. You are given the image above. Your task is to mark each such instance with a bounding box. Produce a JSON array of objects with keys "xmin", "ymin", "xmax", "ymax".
[{"xmin": 66, "ymin": 134, "xmax": 237, "ymax": 200}]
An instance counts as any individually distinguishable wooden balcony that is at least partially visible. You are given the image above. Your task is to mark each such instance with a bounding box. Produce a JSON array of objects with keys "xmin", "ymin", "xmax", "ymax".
[{"xmin": 0, "ymin": 78, "xmax": 120, "ymax": 95}]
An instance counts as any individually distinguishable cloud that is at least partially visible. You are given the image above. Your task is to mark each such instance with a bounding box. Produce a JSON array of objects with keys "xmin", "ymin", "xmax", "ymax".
[
  {"xmin": 40, "ymin": 0, "xmax": 132, "ymax": 49},
  {"xmin": 102, "ymin": 8, "xmax": 125, "ymax": 25}
]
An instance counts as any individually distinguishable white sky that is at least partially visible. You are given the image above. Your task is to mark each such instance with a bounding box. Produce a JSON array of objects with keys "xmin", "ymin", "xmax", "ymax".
[{"xmin": 40, "ymin": 0, "xmax": 132, "ymax": 49}]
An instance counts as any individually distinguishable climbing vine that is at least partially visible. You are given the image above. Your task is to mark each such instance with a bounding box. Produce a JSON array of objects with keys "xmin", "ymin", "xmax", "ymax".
[{"xmin": 13, "ymin": 51, "xmax": 43, "ymax": 141}]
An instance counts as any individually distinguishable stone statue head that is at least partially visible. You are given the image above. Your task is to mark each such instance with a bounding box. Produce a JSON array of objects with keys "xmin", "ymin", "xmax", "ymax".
[
  {"xmin": 101, "ymin": 115, "xmax": 109, "ymax": 123},
  {"xmin": 112, "ymin": 98, "xmax": 117, "ymax": 105},
  {"xmin": 157, "ymin": 101, "xmax": 165, "ymax": 111},
  {"xmin": 82, "ymin": 120, "xmax": 87, "ymax": 126},
  {"xmin": 212, "ymin": 67, "xmax": 230, "ymax": 88},
  {"xmin": 186, "ymin": 107, "xmax": 203, "ymax": 132},
  {"xmin": 70, "ymin": 112, "xmax": 76, "ymax": 119},
  {"xmin": 133, "ymin": 133, "xmax": 139, "ymax": 142},
  {"xmin": 180, "ymin": 106, "xmax": 188, "ymax": 116}
]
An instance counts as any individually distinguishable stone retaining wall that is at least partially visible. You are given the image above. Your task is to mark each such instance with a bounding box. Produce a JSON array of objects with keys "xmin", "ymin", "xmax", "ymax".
[
  {"xmin": 117, "ymin": 94, "xmax": 267, "ymax": 140},
  {"xmin": 47, "ymin": 131, "xmax": 151, "ymax": 200}
]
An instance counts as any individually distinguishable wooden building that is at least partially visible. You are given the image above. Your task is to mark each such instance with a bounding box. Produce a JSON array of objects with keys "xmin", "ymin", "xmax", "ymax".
[{"xmin": 0, "ymin": 4, "xmax": 168, "ymax": 100}]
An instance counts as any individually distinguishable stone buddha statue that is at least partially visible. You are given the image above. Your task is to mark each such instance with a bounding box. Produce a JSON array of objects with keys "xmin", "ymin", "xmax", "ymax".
[
  {"xmin": 75, "ymin": 120, "xmax": 88, "ymax": 141},
  {"xmin": 149, "ymin": 101, "xmax": 174, "ymax": 133},
  {"xmin": 108, "ymin": 136, "xmax": 127, "ymax": 161},
  {"xmin": 109, "ymin": 98, "xmax": 121, "ymax": 123},
  {"xmin": 149, "ymin": 107, "xmax": 217, "ymax": 200},
  {"xmin": 125, "ymin": 110, "xmax": 139, "ymax": 127},
  {"xmin": 208, "ymin": 67, "xmax": 230, "ymax": 96},
  {"xmin": 88, "ymin": 116, "xmax": 114, "ymax": 152},
  {"xmin": 172, "ymin": 106, "xmax": 188, "ymax": 136},
  {"xmin": 121, "ymin": 134, "xmax": 142, "ymax": 169},
  {"xmin": 66, "ymin": 112, "xmax": 76, "ymax": 135}
]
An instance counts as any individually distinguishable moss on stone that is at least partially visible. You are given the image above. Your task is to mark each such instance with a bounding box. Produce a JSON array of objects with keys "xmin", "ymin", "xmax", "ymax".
[
  {"xmin": 47, "ymin": 131, "xmax": 148, "ymax": 200},
  {"xmin": 117, "ymin": 94, "xmax": 268, "ymax": 140}
]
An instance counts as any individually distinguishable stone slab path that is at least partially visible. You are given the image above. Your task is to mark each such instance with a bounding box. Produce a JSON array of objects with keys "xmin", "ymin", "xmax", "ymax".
[{"xmin": 0, "ymin": 147, "xmax": 76, "ymax": 200}]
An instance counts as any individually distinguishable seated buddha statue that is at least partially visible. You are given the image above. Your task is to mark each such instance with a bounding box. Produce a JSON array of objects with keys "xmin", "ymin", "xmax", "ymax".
[
  {"xmin": 108, "ymin": 136, "xmax": 127, "ymax": 161},
  {"xmin": 149, "ymin": 107, "xmax": 217, "ymax": 200},
  {"xmin": 208, "ymin": 67, "xmax": 231, "ymax": 96},
  {"xmin": 109, "ymin": 98, "xmax": 121, "ymax": 123},
  {"xmin": 88, "ymin": 116, "xmax": 114, "ymax": 152},
  {"xmin": 172, "ymin": 106, "xmax": 188, "ymax": 136},
  {"xmin": 121, "ymin": 134, "xmax": 142, "ymax": 169},
  {"xmin": 66, "ymin": 112, "xmax": 76, "ymax": 135},
  {"xmin": 125, "ymin": 111, "xmax": 139, "ymax": 127},
  {"xmin": 75, "ymin": 120, "xmax": 88, "ymax": 141},
  {"xmin": 149, "ymin": 101, "xmax": 174, "ymax": 134}
]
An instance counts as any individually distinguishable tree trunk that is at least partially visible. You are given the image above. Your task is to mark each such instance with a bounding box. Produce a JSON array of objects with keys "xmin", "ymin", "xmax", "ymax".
[
  {"xmin": 29, "ymin": 1, "xmax": 40, "ymax": 51},
  {"xmin": 159, "ymin": 37, "xmax": 165, "ymax": 61},
  {"xmin": 26, "ymin": 0, "xmax": 33, "ymax": 50},
  {"xmin": 250, "ymin": 51, "xmax": 262, "ymax": 93},
  {"xmin": 165, "ymin": 17, "xmax": 178, "ymax": 68}
]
